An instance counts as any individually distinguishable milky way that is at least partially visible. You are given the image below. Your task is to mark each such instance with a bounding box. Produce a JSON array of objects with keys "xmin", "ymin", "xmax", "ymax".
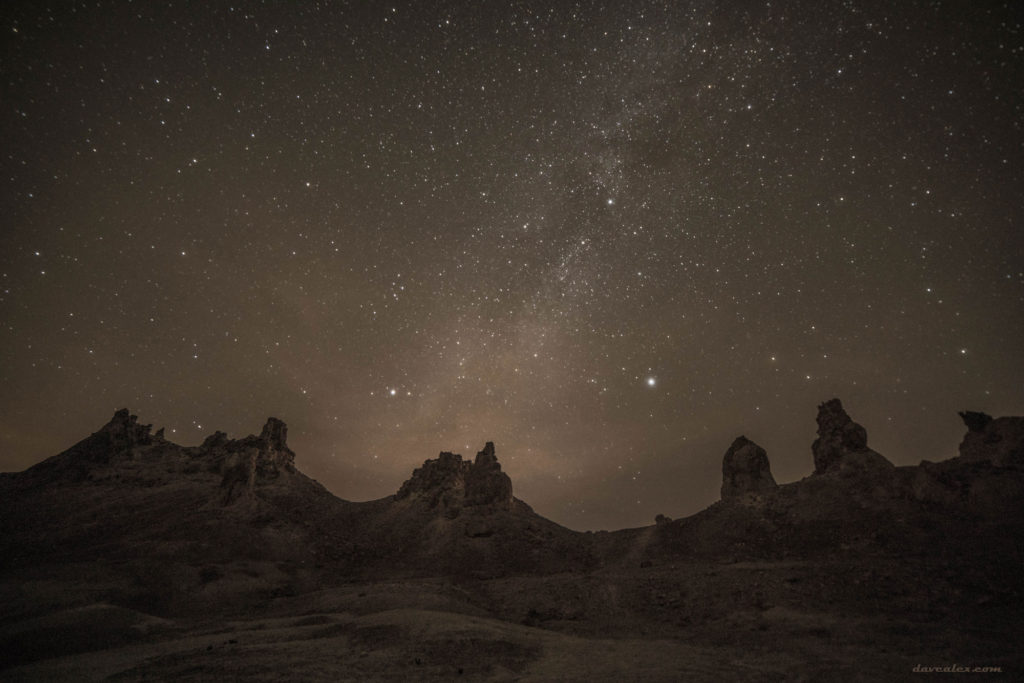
[{"xmin": 2, "ymin": 1, "xmax": 1022, "ymax": 529}]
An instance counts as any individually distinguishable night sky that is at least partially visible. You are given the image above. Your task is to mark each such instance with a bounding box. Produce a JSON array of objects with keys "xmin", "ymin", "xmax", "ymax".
[{"xmin": 2, "ymin": 1, "xmax": 1022, "ymax": 530}]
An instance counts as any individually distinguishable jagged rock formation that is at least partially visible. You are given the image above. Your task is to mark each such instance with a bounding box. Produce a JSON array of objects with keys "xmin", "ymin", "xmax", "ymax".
[
  {"xmin": 8, "ymin": 409, "xmax": 298, "ymax": 499},
  {"xmin": 3, "ymin": 401, "xmax": 1024, "ymax": 679},
  {"xmin": 0, "ymin": 408, "xmax": 1021, "ymax": 683},
  {"xmin": 43, "ymin": 409, "xmax": 155, "ymax": 472},
  {"xmin": 1, "ymin": 413, "xmax": 593, "ymax": 589},
  {"xmin": 210, "ymin": 417, "xmax": 298, "ymax": 504},
  {"xmin": 260, "ymin": 418, "xmax": 295, "ymax": 465},
  {"xmin": 395, "ymin": 441, "xmax": 513, "ymax": 515},
  {"xmin": 0, "ymin": 409, "xmax": 344, "ymax": 618},
  {"xmin": 465, "ymin": 442, "xmax": 514, "ymax": 508},
  {"xmin": 395, "ymin": 451, "xmax": 467, "ymax": 510},
  {"xmin": 956, "ymin": 410, "xmax": 1024, "ymax": 466},
  {"xmin": 958, "ymin": 410, "xmax": 992, "ymax": 433},
  {"xmin": 4, "ymin": 409, "xmax": 158, "ymax": 485},
  {"xmin": 910, "ymin": 410, "xmax": 1024, "ymax": 511},
  {"xmin": 720, "ymin": 436, "xmax": 777, "ymax": 501},
  {"xmin": 201, "ymin": 431, "xmax": 229, "ymax": 449},
  {"xmin": 100, "ymin": 408, "xmax": 160, "ymax": 452},
  {"xmin": 811, "ymin": 398, "xmax": 893, "ymax": 474},
  {"xmin": 378, "ymin": 441, "xmax": 591, "ymax": 575},
  {"xmin": 643, "ymin": 402, "xmax": 1024, "ymax": 569}
]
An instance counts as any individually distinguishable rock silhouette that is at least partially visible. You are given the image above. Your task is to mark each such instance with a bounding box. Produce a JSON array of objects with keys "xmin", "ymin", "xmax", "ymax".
[
  {"xmin": 811, "ymin": 398, "xmax": 893, "ymax": 474},
  {"xmin": 396, "ymin": 441, "xmax": 514, "ymax": 515},
  {"xmin": 720, "ymin": 436, "xmax": 776, "ymax": 501},
  {"xmin": 465, "ymin": 442, "xmax": 514, "ymax": 509},
  {"xmin": 957, "ymin": 410, "xmax": 1024, "ymax": 466},
  {"xmin": 1, "ymin": 399, "xmax": 1023, "ymax": 678}
]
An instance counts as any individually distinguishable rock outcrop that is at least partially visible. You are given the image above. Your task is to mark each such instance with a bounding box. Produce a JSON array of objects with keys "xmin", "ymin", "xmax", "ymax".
[
  {"xmin": 720, "ymin": 436, "xmax": 777, "ymax": 500},
  {"xmin": 11, "ymin": 410, "xmax": 300, "ymax": 499},
  {"xmin": 259, "ymin": 417, "xmax": 295, "ymax": 468},
  {"xmin": 910, "ymin": 410, "xmax": 1024, "ymax": 513},
  {"xmin": 465, "ymin": 442, "xmax": 513, "ymax": 508},
  {"xmin": 82, "ymin": 409, "xmax": 155, "ymax": 462},
  {"xmin": 396, "ymin": 442, "xmax": 513, "ymax": 515},
  {"xmin": 212, "ymin": 417, "xmax": 297, "ymax": 503},
  {"xmin": 394, "ymin": 451, "xmax": 468, "ymax": 513},
  {"xmin": 201, "ymin": 431, "xmax": 229, "ymax": 450},
  {"xmin": 811, "ymin": 399, "xmax": 893, "ymax": 474},
  {"xmin": 17, "ymin": 409, "xmax": 158, "ymax": 482},
  {"xmin": 957, "ymin": 411, "xmax": 1024, "ymax": 466}
]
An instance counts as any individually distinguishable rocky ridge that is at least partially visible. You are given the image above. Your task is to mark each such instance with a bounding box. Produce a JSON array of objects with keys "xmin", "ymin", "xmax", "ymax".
[
  {"xmin": 12, "ymin": 409, "xmax": 300, "ymax": 506},
  {"xmin": 1, "ymin": 409, "xmax": 594, "ymax": 586},
  {"xmin": 395, "ymin": 442, "xmax": 514, "ymax": 515},
  {"xmin": 631, "ymin": 398, "xmax": 1024, "ymax": 567},
  {"xmin": 712, "ymin": 398, "xmax": 1024, "ymax": 512},
  {"xmin": 5, "ymin": 398, "xmax": 1023, "ymax": 574},
  {"xmin": 2, "ymin": 398, "xmax": 1023, "ymax": 678}
]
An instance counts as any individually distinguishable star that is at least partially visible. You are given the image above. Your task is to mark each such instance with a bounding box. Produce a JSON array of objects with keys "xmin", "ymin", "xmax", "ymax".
[{"xmin": 0, "ymin": 0, "xmax": 1018, "ymax": 532}]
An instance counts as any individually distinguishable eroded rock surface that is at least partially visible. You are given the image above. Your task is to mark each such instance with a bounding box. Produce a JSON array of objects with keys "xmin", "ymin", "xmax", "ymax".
[
  {"xmin": 721, "ymin": 436, "xmax": 777, "ymax": 501},
  {"xmin": 812, "ymin": 398, "xmax": 893, "ymax": 474},
  {"xmin": 211, "ymin": 417, "xmax": 297, "ymax": 503},
  {"xmin": 396, "ymin": 442, "xmax": 514, "ymax": 514},
  {"xmin": 957, "ymin": 411, "xmax": 1024, "ymax": 466}
]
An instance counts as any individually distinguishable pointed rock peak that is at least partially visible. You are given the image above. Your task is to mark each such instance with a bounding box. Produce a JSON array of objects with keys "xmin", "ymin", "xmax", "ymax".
[
  {"xmin": 474, "ymin": 441, "xmax": 499, "ymax": 468},
  {"xmin": 815, "ymin": 399, "xmax": 863, "ymax": 442},
  {"xmin": 98, "ymin": 408, "xmax": 153, "ymax": 450},
  {"xmin": 106, "ymin": 408, "xmax": 133, "ymax": 427},
  {"xmin": 728, "ymin": 435, "xmax": 756, "ymax": 452},
  {"xmin": 959, "ymin": 410, "xmax": 993, "ymax": 433},
  {"xmin": 812, "ymin": 398, "xmax": 892, "ymax": 474},
  {"xmin": 49, "ymin": 408, "xmax": 156, "ymax": 469},
  {"xmin": 466, "ymin": 441, "xmax": 513, "ymax": 509},
  {"xmin": 255, "ymin": 417, "xmax": 295, "ymax": 472},
  {"xmin": 217, "ymin": 417, "xmax": 297, "ymax": 503},
  {"xmin": 721, "ymin": 435, "xmax": 776, "ymax": 501},
  {"xmin": 260, "ymin": 417, "xmax": 289, "ymax": 451}
]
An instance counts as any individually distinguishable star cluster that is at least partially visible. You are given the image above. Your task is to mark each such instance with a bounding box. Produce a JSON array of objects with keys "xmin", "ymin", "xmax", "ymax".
[{"xmin": 2, "ymin": 1, "xmax": 1022, "ymax": 529}]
